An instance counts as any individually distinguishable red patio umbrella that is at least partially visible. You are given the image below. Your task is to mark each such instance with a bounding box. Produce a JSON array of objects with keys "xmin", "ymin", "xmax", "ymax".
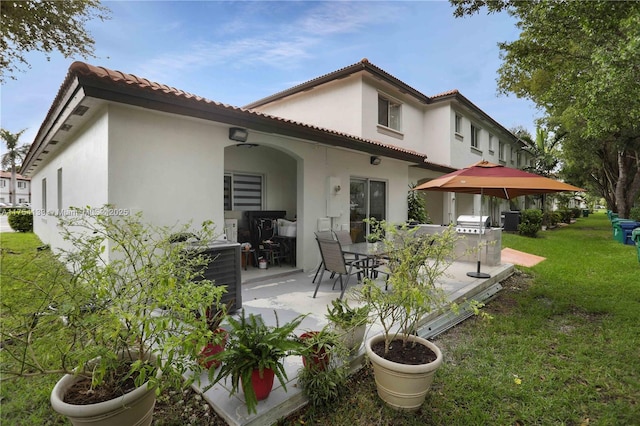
[{"xmin": 414, "ymin": 160, "xmax": 584, "ymax": 278}]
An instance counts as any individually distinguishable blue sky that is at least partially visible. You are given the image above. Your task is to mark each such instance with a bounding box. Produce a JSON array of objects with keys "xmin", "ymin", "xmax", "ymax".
[{"xmin": 1, "ymin": 1, "xmax": 541, "ymax": 159}]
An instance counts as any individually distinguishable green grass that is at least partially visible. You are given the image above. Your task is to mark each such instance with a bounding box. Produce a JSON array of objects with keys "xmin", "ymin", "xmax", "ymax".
[{"xmin": 2, "ymin": 213, "xmax": 640, "ymax": 425}]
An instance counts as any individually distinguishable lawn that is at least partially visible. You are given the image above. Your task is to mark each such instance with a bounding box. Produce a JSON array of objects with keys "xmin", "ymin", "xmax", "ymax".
[{"xmin": 2, "ymin": 212, "xmax": 639, "ymax": 425}]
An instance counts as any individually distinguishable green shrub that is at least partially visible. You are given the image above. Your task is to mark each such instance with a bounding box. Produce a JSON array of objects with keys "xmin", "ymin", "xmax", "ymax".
[
  {"xmin": 542, "ymin": 211, "xmax": 560, "ymax": 227},
  {"xmin": 7, "ymin": 210, "xmax": 33, "ymax": 232},
  {"xmin": 629, "ymin": 207, "xmax": 640, "ymax": 222},
  {"xmin": 558, "ymin": 209, "xmax": 573, "ymax": 224},
  {"xmin": 571, "ymin": 208, "xmax": 581, "ymax": 218},
  {"xmin": 518, "ymin": 209, "xmax": 543, "ymax": 237}
]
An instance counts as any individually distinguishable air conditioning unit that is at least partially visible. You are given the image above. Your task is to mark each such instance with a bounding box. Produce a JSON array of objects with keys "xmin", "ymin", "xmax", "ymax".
[{"xmin": 224, "ymin": 219, "xmax": 238, "ymax": 242}]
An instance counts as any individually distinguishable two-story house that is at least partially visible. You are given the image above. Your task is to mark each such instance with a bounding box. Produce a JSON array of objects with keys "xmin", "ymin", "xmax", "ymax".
[
  {"xmin": 0, "ymin": 171, "xmax": 31, "ymax": 205},
  {"xmin": 20, "ymin": 59, "xmax": 530, "ymax": 272}
]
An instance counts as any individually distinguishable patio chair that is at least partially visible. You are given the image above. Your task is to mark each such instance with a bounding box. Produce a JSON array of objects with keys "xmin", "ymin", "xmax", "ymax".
[
  {"xmin": 313, "ymin": 238, "xmax": 367, "ymax": 299},
  {"xmin": 312, "ymin": 231, "xmax": 336, "ymax": 283}
]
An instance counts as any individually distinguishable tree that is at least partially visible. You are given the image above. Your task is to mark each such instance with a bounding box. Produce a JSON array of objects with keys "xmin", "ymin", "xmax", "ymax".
[
  {"xmin": 0, "ymin": 1, "xmax": 109, "ymax": 82},
  {"xmin": 1, "ymin": 128, "xmax": 30, "ymax": 206},
  {"xmin": 450, "ymin": 0, "xmax": 640, "ymax": 217}
]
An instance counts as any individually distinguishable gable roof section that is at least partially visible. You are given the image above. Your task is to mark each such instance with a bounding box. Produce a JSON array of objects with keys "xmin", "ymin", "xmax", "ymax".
[
  {"xmin": 244, "ymin": 58, "xmax": 520, "ymax": 144},
  {"xmin": 22, "ymin": 62, "xmax": 455, "ymax": 176}
]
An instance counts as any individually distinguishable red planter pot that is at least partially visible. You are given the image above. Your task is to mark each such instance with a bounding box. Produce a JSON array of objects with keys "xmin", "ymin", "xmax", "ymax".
[
  {"xmin": 248, "ymin": 368, "xmax": 275, "ymax": 401},
  {"xmin": 199, "ymin": 330, "xmax": 227, "ymax": 369},
  {"xmin": 300, "ymin": 332, "xmax": 330, "ymax": 371}
]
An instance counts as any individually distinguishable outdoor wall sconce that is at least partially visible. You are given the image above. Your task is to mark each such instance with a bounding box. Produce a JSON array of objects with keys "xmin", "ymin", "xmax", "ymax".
[
  {"xmin": 334, "ymin": 185, "xmax": 341, "ymax": 193},
  {"xmin": 370, "ymin": 156, "xmax": 382, "ymax": 165},
  {"xmin": 229, "ymin": 127, "xmax": 249, "ymax": 143}
]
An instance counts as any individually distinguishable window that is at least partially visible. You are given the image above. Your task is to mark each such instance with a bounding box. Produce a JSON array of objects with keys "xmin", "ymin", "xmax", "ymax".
[
  {"xmin": 0, "ymin": 180, "xmax": 5, "ymax": 188},
  {"xmin": 470, "ymin": 124, "xmax": 480, "ymax": 149},
  {"xmin": 455, "ymin": 114, "xmax": 462, "ymax": 134},
  {"xmin": 42, "ymin": 178, "xmax": 47, "ymax": 212},
  {"xmin": 516, "ymin": 152, "xmax": 522, "ymax": 167},
  {"xmin": 378, "ymin": 95, "xmax": 401, "ymax": 131},
  {"xmin": 499, "ymin": 141, "xmax": 505, "ymax": 161},
  {"xmin": 488, "ymin": 135, "xmax": 494, "ymax": 152},
  {"xmin": 17, "ymin": 181, "xmax": 26, "ymax": 189},
  {"xmin": 224, "ymin": 173, "xmax": 263, "ymax": 211},
  {"xmin": 57, "ymin": 168, "xmax": 63, "ymax": 210},
  {"xmin": 350, "ymin": 178, "xmax": 386, "ymax": 242},
  {"xmin": 510, "ymin": 146, "xmax": 515, "ymax": 164}
]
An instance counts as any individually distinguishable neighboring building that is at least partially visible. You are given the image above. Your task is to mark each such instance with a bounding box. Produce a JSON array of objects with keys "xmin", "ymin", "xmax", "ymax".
[
  {"xmin": 0, "ymin": 171, "xmax": 31, "ymax": 205},
  {"xmin": 20, "ymin": 59, "xmax": 531, "ymax": 271}
]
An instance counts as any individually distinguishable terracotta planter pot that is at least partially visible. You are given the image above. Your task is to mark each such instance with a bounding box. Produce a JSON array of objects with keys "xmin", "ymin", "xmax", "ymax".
[
  {"xmin": 300, "ymin": 332, "xmax": 330, "ymax": 370},
  {"xmin": 199, "ymin": 329, "xmax": 228, "ymax": 369},
  {"xmin": 246, "ymin": 368, "xmax": 275, "ymax": 401},
  {"xmin": 365, "ymin": 333, "xmax": 443, "ymax": 411},
  {"xmin": 50, "ymin": 351, "xmax": 159, "ymax": 426}
]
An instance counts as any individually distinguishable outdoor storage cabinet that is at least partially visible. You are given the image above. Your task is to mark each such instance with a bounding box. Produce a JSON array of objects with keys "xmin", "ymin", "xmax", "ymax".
[
  {"xmin": 502, "ymin": 211, "xmax": 521, "ymax": 232},
  {"xmin": 633, "ymin": 228, "xmax": 640, "ymax": 263}
]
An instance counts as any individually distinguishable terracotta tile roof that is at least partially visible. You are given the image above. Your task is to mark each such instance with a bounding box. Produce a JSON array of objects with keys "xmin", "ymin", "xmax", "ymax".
[
  {"xmin": 0, "ymin": 171, "xmax": 30, "ymax": 180},
  {"xmin": 24, "ymin": 61, "xmax": 457, "ymax": 174}
]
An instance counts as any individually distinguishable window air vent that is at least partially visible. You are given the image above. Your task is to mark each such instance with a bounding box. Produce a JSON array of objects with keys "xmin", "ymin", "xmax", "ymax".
[
  {"xmin": 49, "ymin": 140, "xmax": 59, "ymax": 145},
  {"xmin": 60, "ymin": 124, "xmax": 72, "ymax": 131}
]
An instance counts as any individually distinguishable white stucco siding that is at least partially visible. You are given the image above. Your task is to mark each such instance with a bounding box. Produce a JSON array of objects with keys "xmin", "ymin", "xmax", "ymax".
[
  {"xmin": 32, "ymin": 109, "xmax": 110, "ymax": 248},
  {"xmin": 360, "ymin": 80, "xmax": 426, "ymax": 154},
  {"xmin": 107, "ymin": 105, "xmax": 226, "ymax": 233},
  {"xmin": 422, "ymin": 103, "xmax": 453, "ymax": 166},
  {"xmin": 254, "ymin": 77, "xmax": 364, "ymax": 137}
]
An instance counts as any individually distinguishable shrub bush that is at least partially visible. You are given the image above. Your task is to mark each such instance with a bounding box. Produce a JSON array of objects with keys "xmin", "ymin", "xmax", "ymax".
[
  {"xmin": 7, "ymin": 210, "xmax": 33, "ymax": 232},
  {"xmin": 542, "ymin": 211, "xmax": 560, "ymax": 228},
  {"xmin": 571, "ymin": 208, "xmax": 581, "ymax": 218},
  {"xmin": 558, "ymin": 209, "xmax": 573, "ymax": 224},
  {"xmin": 518, "ymin": 209, "xmax": 543, "ymax": 237},
  {"xmin": 629, "ymin": 207, "xmax": 640, "ymax": 222}
]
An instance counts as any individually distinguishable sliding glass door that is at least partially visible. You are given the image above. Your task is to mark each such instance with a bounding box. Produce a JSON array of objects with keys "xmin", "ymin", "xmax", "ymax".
[{"xmin": 349, "ymin": 178, "xmax": 386, "ymax": 242}]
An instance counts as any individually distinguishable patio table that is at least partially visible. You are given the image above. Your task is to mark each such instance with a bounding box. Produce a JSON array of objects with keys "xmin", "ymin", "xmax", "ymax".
[{"xmin": 341, "ymin": 242, "xmax": 389, "ymax": 278}]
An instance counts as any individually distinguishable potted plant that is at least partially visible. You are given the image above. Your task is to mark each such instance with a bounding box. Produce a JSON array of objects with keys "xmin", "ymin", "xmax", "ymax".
[
  {"xmin": 2, "ymin": 206, "xmax": 227, "ymax": 426},
  {"xmin": 325, "ymin": 298, "xmax": 369, "ymax": 353},
  {"xmin": 296, "ymin": 326, "xmax": 350, "ymax": 409},
  {"xmin": 208, "ymin": 310, "xmax": 305, "ymax": 415},
  {"xmin": 355, "ymin": 221, "xmax": 460, "ymax": 411},
  {"xmin": 197, "ymin": 300, "xmax": 233, "ymax": 369}
]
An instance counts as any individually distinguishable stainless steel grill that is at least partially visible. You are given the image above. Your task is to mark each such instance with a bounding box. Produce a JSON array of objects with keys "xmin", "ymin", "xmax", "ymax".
[{"xmin": 456, "ymin": 215, "xmax": 490, "ymax": 234}]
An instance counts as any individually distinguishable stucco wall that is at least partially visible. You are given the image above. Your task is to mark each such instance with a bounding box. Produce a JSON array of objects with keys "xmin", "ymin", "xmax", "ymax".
[
  {"xmin": 32, "ymin": 109, "xmax": 110, "ymax": 249},
  {"xmin": 252, "ymin": 76, "xmax": 363, "ymax": 137},
  {"xmin": 107, "ymin": 105, "xmax": 227, "ymax": 232}
]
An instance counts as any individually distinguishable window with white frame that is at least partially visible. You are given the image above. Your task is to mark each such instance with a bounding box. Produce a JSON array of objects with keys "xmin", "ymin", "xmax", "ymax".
[
  {"xmin": 17, "ymin": 181, "xmax": 26, "ymax": 189},
  {"xmin": 470, "ymin": 124, "xmax": 480, "ymax": 149},
  {"xmin": 0, "ymin": 180, "xmax": 5, "ymax": 188},
  {"xmin": 42, "ymin": 178, "xmax": 47, "ymax": 212},
  {"xmin": 455, "ymin": 114, "xmax": 462, "ymax": 134},
  {"xmin": 378, "ymin": 95, "xmax": 401, "ymax": 131},
  {"xmin": 224, "ymin": 172, "xmax": 263, "ymax": 211},
  {"xmin": 516, "ymin": 151, "xmax": 522, "ymax": 167},
  {"xmin": 488, "ymin": 135, "xmax": 494, "ymax": 152},
  {"xmin": 499, "ymin": 141, "xmax": 505, "ymax": 161},
  {"xmin": 57, "ymin": 168, "xmax": 63, "ymax": 210}
]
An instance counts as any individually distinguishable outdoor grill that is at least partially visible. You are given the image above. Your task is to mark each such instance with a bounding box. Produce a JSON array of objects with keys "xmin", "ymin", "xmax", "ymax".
[{"xmin": 455, "ymin": 215, "xmax": 490, "ymax": 234}]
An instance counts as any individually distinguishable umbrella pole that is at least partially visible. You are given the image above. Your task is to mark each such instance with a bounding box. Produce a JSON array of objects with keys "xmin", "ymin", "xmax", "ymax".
[{"xmin": 467, "ymin": 189, "xmax": 491, "ymax": 279}]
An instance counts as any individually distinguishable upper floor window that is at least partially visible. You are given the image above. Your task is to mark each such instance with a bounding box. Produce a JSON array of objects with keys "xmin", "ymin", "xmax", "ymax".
[
  {"xmin": 0, "ymin": 180, "xmax": 5, "ymax": 188},
  {"xmin": 499, "ymin": 141, "xmax": 505, "ymax": 161},
  {"xmin": 516, "ymin": 151, "xmax": 522, "ymax": 167},
  {"xmin": 455, "ymin": 114, "xmax": 462, "ymax": 134},
  {"xmin": 378, "ymin": 95, "xmax": 401, "ymax": 131},
  {"xmin": 488, "ymin": 135, "xmax": 494, "ymax": 152},
  {"xmin": 17, "ymin": 181, "xmax": 26, "ymax": 189},
  {"xmin": 470, "ymin": 124, "xmax": 480, "ymax": 149}
]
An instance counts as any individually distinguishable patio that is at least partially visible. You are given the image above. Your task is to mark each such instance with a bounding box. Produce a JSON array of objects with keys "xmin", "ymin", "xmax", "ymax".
[{"xmin": 193, "ymin": 259, "xmax": 515, "ymax": 426}]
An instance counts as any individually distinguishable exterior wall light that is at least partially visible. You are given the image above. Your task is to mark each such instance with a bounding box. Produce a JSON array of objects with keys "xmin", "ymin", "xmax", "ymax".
[
  {"xmin": 229, "ymin": 127, "xmax": 249, "ymax": 142},
  {"xmin": 370, "ymin": 156, "xmax": 382, "ymax": 165}
]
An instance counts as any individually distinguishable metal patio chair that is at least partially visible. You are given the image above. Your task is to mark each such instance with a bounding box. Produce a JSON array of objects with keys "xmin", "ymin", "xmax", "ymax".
[
  {"xmin": 312, "ymin": 231, "xmax": 335, "ymax": 283},
  {"xmin": 313, "ymin": 237, "xmax": 366, "ymax": 299}
]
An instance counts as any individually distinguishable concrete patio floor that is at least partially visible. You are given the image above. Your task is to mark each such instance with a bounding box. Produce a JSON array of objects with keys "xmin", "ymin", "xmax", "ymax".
[{"xmin": 193, "ymin": 259, "xmax": 515, "ymax": 426}]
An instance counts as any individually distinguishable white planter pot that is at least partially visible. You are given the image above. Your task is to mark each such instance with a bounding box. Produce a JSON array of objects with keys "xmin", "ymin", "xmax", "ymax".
[
  {"xmin": 335, "ymin": 324, "xmax": 366, "ymax": 353},
  {"xmin": 51, "ymin": 352, "xmax": 159, "ymax": 426},
  {"xmin": 365, "ymin": 333, "xmax": 443, "ymax": 411}
]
